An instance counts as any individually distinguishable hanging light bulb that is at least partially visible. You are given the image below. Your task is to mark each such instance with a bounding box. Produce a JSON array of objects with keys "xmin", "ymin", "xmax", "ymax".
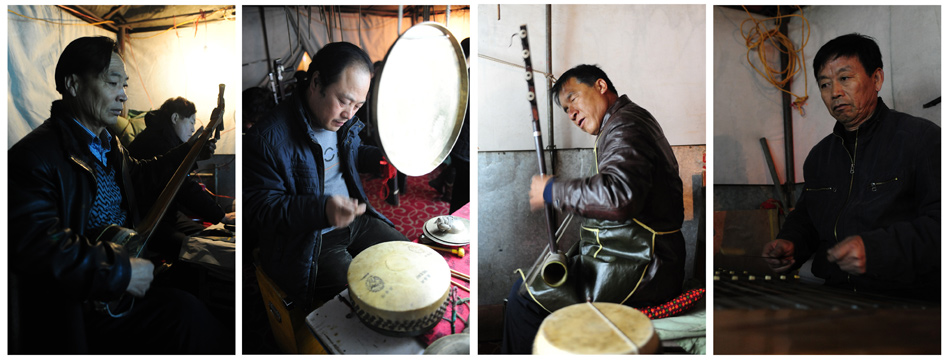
[{"xmin": 297, "ymin": 51, "xmax": 312, "ymax": 71}]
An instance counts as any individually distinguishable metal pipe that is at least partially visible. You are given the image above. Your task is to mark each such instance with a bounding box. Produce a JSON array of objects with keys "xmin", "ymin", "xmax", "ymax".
[
  {"xmin": 284, "ymin": 7, "xmax": 293, "ymax": 53},
  {"xmin": 259, "ymin": 7, "xmax": 274, "ymax": 89},
  {"xmin": 323, "ymin": 6, "xmax": 333, "ymax": 42},
  {"xmin": 760, "ymin": 138, "xmax": 789, "ymax": 216},
  {"xmin": 545, "ymin": 4, "xmax": 557, "ymax": 176},
  {"xmin": 398, "ymin": 5, "xmax": 403, "ymax": 34},
  {"xmin": 336, "ymin": 6, "xmax": 344, "ymax": 43},
  {"xmin": 779, "ymin": 20, "xmax": 795, "ymax": 208}
]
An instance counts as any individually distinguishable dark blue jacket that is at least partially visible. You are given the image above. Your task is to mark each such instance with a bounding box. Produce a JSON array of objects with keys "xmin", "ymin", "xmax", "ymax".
[
  {"xmin": 778, "ymin": 98, "xmax": 940, "ymax": 299},
  {"xmin": 244, "ymin": 93, "xmax": 391, "ymax": 308}
]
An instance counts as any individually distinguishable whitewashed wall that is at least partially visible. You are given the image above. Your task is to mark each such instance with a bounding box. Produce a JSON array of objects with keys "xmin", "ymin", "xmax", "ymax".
[
  {"xmin": 478, "ymin": 4, "xmax": 706, "ymax": 152},
  {"xmin": 714, "ymin": 5, "xmax": 940, "ymax": 185},
  {"xmin": 7, "ymin": 5, "xmax": 239, "ymax": 154}
]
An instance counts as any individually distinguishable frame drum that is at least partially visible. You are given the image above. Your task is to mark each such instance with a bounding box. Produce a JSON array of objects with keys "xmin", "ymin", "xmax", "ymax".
[
  {"xmin": 533, "ymin": 302, "xmax": 659, "ymax": 355},
  {"xmin": 371, "ymin": 22, "xmax": 469, "ymax": 176},
  {"xmin": 347, "ymin": 241, "xmax": 451, "ymax": 336}
]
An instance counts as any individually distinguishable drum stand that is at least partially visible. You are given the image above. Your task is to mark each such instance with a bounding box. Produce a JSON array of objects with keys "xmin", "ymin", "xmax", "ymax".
[{"xmin": 253, "ymin": 250, "xmax": 325, "ymax": 354}]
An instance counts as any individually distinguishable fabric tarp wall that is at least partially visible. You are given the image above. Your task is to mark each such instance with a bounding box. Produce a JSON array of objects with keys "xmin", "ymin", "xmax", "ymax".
[
  {"xmin": 7, "ymin": 5, "xmax": 238, "ymax": 155},
  {"xmin": 242, "ymin": 6, "xmax": 471, "ymax": 92}
]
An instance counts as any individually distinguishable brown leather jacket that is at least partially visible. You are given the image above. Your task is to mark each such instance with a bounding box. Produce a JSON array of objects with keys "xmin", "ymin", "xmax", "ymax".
[
  {"xmin": 548, "ymin": 95, "xmax": 687, "ymax": 306},
  {"xmin": 548, "ymin": 95, "xmax": 684, "ymax": 231}
]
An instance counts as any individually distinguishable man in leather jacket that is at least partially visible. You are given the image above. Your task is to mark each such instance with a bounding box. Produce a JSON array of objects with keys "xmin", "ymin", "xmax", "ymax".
[
  {"xmin": 244, "ymin": 42, "xmax": 406, "ymax": 310},
  {"xmin": 763, "ymin": 34, "xmax": 940, "ymax": 301},
  {"xmin": 8, "ymin": 36, "xmax": 228, "ymax": 353},
  {"xmin": 502, "ymin": 64, "xmax": 687, "ymax": 353}
]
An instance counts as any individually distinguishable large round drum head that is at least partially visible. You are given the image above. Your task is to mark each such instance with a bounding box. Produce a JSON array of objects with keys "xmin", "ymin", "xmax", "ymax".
[
  {"xmin": 533, "ymin": 302, "xmax": 659, "ymax": 354},
  {"xmin": 372, "ymin": 22, "xmax": 469, "ymax": 176},
  {"xmin": 347, "ymin": 241, "xmax": 451, "ymax": 336}
]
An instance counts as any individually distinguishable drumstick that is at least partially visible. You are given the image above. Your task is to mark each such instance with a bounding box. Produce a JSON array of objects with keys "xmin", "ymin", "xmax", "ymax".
[
  {"xmin": 451, "ymin": 280, "xmax": 470, "ymax": 292},
  {"xmin": 451, "ymin": 269, "xmax": 470, "ymax": 282},
  {"xmin": 427, "ymin": 245, "xmax": 465, "ymax": 258}
]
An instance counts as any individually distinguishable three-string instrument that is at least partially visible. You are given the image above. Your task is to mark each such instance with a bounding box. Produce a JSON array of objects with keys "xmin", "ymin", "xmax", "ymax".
[
  {"xmin": 519, "ymin": 24, "xmax": 567, "ymax": 287},
  {"xmin": 93, "ymin": 84, "xmax": 226, "ymax": 317}
]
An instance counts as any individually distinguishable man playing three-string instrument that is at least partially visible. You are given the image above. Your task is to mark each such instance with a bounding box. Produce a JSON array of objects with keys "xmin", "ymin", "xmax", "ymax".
[{"xmin": 502, "ymin": 64, "xmax": 687, "ymax": 353}]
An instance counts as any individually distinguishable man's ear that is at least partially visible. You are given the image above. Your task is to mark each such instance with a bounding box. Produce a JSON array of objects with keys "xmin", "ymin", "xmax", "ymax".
[
  {"xmin": 596, "ymin": 78, "xmax": 609, "ymax": 95},
  {"xmin": 872, "ymin": 68, "xmax": 884, "ymax": 92},
  {"xmin": 171, "ymin": 112, "xmax": 180, "ymax": 125},
  {"xmin": 64, "ymin": 74, "xmax": 81, "ymax": 98},
  {"xmin": 309, "ymin": 71, "xmax": 321, "ymax": 92}
]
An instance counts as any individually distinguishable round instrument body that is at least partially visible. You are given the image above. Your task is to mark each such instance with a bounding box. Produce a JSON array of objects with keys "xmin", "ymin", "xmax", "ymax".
[
  {"xmin": 422, "ymin": 215, "xmax": 470, "ymax": 247},
  {"xmin": 533, "ymin": 302, "xmax": 659, "ymax": 355},
  {"xmin": 424, "ymin": 333, "xmax": 470, "ymax": 355},
  {"xmin": 347, "ymin": 241, "xmax": 451, "ymax": 336},
  {"xmin": 371, "ymin": 22, "xmax": 469, "ymax": 177}
]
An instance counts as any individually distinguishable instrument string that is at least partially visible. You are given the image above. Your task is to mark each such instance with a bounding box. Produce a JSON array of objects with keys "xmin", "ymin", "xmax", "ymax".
[{"xmin": 478, "ymin": 53, "xmax": 555, "ymax": 84}]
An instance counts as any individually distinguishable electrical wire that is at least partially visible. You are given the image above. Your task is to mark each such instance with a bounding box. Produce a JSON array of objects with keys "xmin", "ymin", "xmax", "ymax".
[
  {"xmin": 8, "ymin": 8, "xmax": 114, "ymax": 27},
  {"xmin": 740, "ymin": 5, "xmax": 811, "ymax": 115},
  {"xmin": 129, "ymin": 7, "xmax": 231, "ymax": 40}
]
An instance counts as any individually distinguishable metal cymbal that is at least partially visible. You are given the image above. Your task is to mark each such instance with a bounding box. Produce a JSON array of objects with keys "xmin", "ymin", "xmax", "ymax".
[
  {"xmin": 371, "ymin": 22, "xmax": 469, "ymax": 176},
  {"xmin": 422, "ymin": 215, "xmax": 470, "ymax": 247}
]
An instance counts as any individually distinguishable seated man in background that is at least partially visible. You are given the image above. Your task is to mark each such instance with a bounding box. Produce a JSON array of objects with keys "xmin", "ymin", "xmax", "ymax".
[{"xmin": 128, "ymin": 96, "xmax": 235, "ymax": 260}]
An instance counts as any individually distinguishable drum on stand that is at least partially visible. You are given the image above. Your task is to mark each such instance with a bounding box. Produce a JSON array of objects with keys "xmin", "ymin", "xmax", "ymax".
[
  {"xmin": 347, "ymin": 241, "xmax": 451, "ymax": 337},
  {"xmin": 533, "ymin": 302, "xmax": 659, "ymax": 355}
]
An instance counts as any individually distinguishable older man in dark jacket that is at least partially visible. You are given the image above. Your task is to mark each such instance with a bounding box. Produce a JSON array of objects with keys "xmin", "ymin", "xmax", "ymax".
[
  {"xmin": 244, "ymin": 42, "xmax": 405, "ymax": 310},
  {"xmin": 763, "ymin": 34, "xmax": 940, "ymax": 301},
  {"xmin": 502, "ymin": 64, "xmax": 687, "ymax": 353},
  {"xmin": 8, "ymin": 36, "xmax": 228, "ymax": 354}
]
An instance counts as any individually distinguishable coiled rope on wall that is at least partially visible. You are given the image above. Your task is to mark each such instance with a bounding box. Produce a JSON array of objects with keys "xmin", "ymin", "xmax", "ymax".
[{"xmin": 740, "ymin": 5, "xmax": 811, "ymax": 115}]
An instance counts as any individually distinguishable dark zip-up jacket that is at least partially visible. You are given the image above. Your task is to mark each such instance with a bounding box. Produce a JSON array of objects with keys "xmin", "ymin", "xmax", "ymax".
[
  {"xmin": 244, "ymin": 93, "xmax": 391, "ymax": 309},
  {"xmin": 778, "ymin": 98, "xmax": 940, "ymax": 299},
  {"xmin": 8, "ymin": 100, "xmax": 191, "ymax": 353}
]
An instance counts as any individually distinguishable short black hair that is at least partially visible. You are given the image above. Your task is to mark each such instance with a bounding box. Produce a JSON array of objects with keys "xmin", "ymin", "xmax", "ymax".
[
  {"xmin": 54, "ymin": 36, "xmax": 120, "ymax": 96},
  {"xmin": 300, "ymin": 42, "xmax": 373, "ymax": 95},
  {"xmin": 157, "ymin": 97, "xmax": 197, "ymax": 122},
  {"xmin": 813, "ymin": 33, "xmax": 883, "ymax": 80},
  {"xmin": 551, "ymin": 64, "xmax": 617, "ymax": 107}
]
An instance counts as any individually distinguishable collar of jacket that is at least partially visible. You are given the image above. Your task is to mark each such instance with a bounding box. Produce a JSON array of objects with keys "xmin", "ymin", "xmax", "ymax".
[
  {"xmin": 832, "ymin": 97, "xmax": 888, "ymax": 143},
  {"xmin": 49, "ymin": 99, "xmax": 141, "ymax": 226},
  {"xmin": 290, "ymin": 92, "xmax": 364, "ymax": 145},
  {"xmin": 598, "ymin": 95, "xmax": 633, "ymax": 136},
  {"xmin": 50, "ymin": 100, "xmax": 113, "ymax": 167}
]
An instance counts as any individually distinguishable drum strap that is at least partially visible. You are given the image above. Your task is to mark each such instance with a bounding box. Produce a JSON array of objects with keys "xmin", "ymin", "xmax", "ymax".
[{"xmin": 516, "ymin": 268, "xmax": 555, "ymax": 314}]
